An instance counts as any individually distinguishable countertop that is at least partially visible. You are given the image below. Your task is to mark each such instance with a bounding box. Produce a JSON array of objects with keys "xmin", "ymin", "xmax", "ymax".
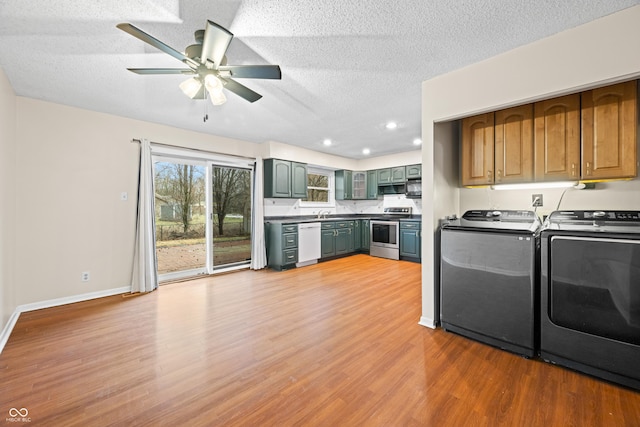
[{"xmin": 264, "ymin": 214, "xmax": 422, "ymax": 224}]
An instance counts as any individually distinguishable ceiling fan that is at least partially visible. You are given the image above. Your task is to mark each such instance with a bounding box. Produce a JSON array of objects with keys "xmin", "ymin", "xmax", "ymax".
[{"xmin": 117, "ymin": 20, "xmax": 281, "ymax": 105}]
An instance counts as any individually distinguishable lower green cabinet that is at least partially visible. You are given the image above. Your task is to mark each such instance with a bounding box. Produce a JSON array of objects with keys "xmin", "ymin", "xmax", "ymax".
[
  {"xmin": 399, "ymin": 221, "xmax": 421, "ymax": 262},
  {"xmin": 321, "ymin": 222, "xmax": 337, "ymax": 258},
  {"xmin": 361, "ymin": 220, "xmax": 370, "ymax": 251},
  {"xmin": 266, "ymin": 223, "xmax": 298, "ymax": 270},
  {"xmin": 321, "ymin": 220, "xmax": 354, "ymax": 258}
]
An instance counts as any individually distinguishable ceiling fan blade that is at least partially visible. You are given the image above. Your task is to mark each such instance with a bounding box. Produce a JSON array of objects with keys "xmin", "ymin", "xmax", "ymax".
[
  {"xmin": 200, "ymin": 20, "xmax": 233, "ymax": 67},
  {"xmin": 117, "ymin": 23, "xmax": 199, "ymax": 68},
  {"xmin": 218, "ymin": 65, "xmax": 281, "ymax": 79},
  {"xmin": 127, "ymin": 68, "xmax": 196, "ymax": 75},
  {"xmin": 221, "ymin": 78, "xmax": 262, "ymax": 103}
]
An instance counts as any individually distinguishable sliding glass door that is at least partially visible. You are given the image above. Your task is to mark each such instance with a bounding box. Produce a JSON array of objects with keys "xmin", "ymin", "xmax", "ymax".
[
  {"xmin": 210, "ymin": 166, "xmax": 252, "ymax": 268},
  {"xmin": 153, "ymin": 152, "xmax": 253, "ymax": 281}
]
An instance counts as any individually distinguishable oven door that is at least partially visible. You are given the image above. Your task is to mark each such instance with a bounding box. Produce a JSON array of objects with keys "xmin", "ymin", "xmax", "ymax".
[
  {"xmin": 371, "ymin": 221, "xmax": 399, "ymax": 248},
  {"xmin": 540, "ymin": 232, "xmax": 640, "ymax": 389}
]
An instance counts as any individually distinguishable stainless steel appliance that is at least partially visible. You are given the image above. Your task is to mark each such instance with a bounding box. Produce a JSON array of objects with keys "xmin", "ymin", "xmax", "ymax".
[
  {"xmin": 370, "ymin": 207, "xmax": 412, "ymax": 260},
  {"xmin": 540, "ymin": 210, "xmax": 640, "ymax": 390},
  {"xmin": 405, "ymin": 178, "xmax": 421, "ymax": 198},
  {"xmin": 440, "ymin": 210, "xmax": 541, "ymax": 357}
]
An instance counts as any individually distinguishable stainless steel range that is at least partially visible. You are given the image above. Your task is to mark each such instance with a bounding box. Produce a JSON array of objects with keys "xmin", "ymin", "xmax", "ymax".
[{"xmin": 370, "ymin": 207, "xmax": 412, "ymax": 260}]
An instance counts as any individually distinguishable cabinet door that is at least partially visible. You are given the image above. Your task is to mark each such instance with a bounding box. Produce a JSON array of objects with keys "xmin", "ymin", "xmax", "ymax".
[
  {"xmin": 494, "ymin": 105, "xmax": 534, "ymax": 184},
  {"xmin": 352, "ymin": 171, "xmax": 367, "ymax": 199},
  {"xmin": 291, "ymin": 162, "xmax": 308, "ymax": 198},
  {"xmin": 377, "ymin": 168, "xmax": 392, "ymax": 184},
  {"xmin": 353, "ymin": 220, "xmax": 362, "ymax": 250},
  {"xmin": 534, "ymin": 94, "xmax": 581, "ymax": 181},
  {"xmin": 581, "ymin": 80, "xmax": 637, "ymax": 180},
  {"xmin": 461, "ymin": 113, "xmax": 495, "ymax": 186},
  {"xmin": 405, "ymin": 164, "xmax": 421, "ymax": 179},
  {"xmin": 367, "ymin": 170, "xmax": 378, "ymax": 199},
  {"xmin": 321, "ymin": 229, "xmax": 336, "ymax": 258},
  {"xmin": 264, "ymin": 159, "xmax": 291, "ymax": 197},
  {"xmin": 391, "ymin": 166, "xmax": 406, "ymax": 183},
  {"xmin": 362, "ymin": 220, "xmax": 370, "ymax": 250},
  {"xmin": 335, "ymin": 229, "xmax": 351, "ymax": 255},
  {"xmin": 400, "ymin": 228, "xmax": 420, "ymax": 258}
]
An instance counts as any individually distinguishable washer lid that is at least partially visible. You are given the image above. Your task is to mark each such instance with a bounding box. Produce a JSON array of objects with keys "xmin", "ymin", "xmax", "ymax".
[{"xmin": 444, "ymin": 210, "xmax": 541, "ymax": 232}]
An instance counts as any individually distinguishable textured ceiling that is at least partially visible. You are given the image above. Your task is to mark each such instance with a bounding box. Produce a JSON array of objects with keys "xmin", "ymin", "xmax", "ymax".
[{"xmin": 1, "ymin": 1, "xmax": 638, "ymax": 159}]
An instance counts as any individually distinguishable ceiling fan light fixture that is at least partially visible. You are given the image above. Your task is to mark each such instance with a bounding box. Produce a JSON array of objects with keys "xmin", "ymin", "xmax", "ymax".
[
  {"xmin": 179, "ymin": 77, "xmax": 203, "ymax": 99},
  {"xmin": 204, "ymin": 74, "xmax": 226, "ymax": 105}
]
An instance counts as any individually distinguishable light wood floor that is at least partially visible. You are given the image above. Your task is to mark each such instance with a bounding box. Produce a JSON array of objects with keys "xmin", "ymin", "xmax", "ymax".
[{"xmin": 1, "ymin": 255, "xmax": 639, "ymax": 426}]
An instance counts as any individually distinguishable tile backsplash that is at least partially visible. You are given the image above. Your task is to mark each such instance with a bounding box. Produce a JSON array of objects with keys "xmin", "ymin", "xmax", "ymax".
[{"xmin": 264, "ymin": 194, "xmax": 422, "ymax": 217}]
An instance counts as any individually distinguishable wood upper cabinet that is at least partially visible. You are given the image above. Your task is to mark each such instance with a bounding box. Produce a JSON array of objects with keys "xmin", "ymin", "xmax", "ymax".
[
  {"xmin": 461, "ymin": 113, "xmax": 494, "ymax": 186},
  {"xmin": 581, "ymin": 80, "xmax": 638, "ymax": 180},
  {"xmin": 494, "ymin": 104, "xmax": 534, "ymax": 184},
  {"xmin": 534, "ymin": 94, "xmax": 581, "ymax": 181}
]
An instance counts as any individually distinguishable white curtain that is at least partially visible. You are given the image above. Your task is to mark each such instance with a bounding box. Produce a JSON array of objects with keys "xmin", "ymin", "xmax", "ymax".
[
  {"xmin": 250, "ymin": 157, "xmax": 267, "ymax": 269},
  {"xmin": 131, "ymin": 139, "xmax": 158, "ymax": 292}
]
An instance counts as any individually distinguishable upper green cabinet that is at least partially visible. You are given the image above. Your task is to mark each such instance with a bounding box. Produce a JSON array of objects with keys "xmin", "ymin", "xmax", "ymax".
[
  {"xmin": 335, "ymin": 170, "xmax": 353, "ymax": 200},
  {"xmin": 291, "ymin": 162, "xmax": 308, "ymax": 198},
  {"xmin": 264, "ymin": 159, "xmax": 307, "ymax": 198},
  {"xmin": 336, "ymin": 170, "xmax": 368, "ymax": 200},
  {"xmin": 378, "ymin": 166, "xmax": 406, "ymax": 184},
  {"xmin": 366, "ymin": 170, "xmax": 378, "ymax": 199},
  {"xmin": 405, "ymin": 164, "xmax": 421, "ymax": 179}
]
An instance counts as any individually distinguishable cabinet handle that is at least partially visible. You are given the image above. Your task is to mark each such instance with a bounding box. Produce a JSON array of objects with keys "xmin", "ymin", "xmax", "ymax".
[
  {"xmin": 586, "ymin": 161, "xmax": 591, "ymax": 176},
  {"xmin": 487, "ymin": 170, "xmax": 493, "ymax": 180},
  {"xmin": 571, "ymin": 163, "xmax": 576, "ymax": 177},
  {"xmin": 496, "ymin": 169, "xmax": 502, "ymax": 181},
  {"xmin": 349, "ymin": 229, "xmax": 352, "ymax": 234}
]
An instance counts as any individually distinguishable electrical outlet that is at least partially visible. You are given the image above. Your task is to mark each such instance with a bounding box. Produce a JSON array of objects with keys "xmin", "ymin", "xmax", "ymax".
[
  {"xmin": 532, "ymin": 194, "xmax": 543, "ymax": 207},
  {"xmin": 81, "ymin": 271, "xmax": 90, "ymax": 282}
]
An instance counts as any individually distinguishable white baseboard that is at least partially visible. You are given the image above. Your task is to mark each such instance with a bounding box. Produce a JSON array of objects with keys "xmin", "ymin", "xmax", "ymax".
[
  {"xmin": 418, "ymin": 316, "xmax": 437, "ymax": 329},
  {"xmin": 0, "ymin": 286, "xmax": 131, "ymax": 354}
]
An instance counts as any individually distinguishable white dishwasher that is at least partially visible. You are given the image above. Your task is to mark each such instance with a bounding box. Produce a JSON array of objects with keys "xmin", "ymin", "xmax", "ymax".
[{"xmin": 296, "ymin": 222, "xmax": 321, "ymax": 267}]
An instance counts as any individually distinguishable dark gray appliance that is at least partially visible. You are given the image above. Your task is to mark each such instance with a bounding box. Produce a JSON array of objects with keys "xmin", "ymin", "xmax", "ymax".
[
  {"xmin": 440, "ymin": 210, "xmax": 541, "ymax": 357},
  {"xmin": 540, "ymin": 210, "xmax": 640, "ymax": 390}
]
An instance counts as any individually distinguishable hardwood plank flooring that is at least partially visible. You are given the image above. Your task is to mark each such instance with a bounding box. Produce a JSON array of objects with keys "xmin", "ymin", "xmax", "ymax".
[{"xmin": 1, "ymin": 254, "xmax": 639, "ymax": 426}]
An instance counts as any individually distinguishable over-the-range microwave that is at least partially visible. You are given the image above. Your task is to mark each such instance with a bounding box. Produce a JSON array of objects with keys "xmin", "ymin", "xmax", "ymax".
[{"xmin": 405, "ymin": 178, "xmax": 421, "ymax": 198}]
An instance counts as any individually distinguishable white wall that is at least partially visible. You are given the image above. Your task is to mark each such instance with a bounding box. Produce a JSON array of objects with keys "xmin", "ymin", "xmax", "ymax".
[
  {"xmin": 13, "ymin": 98, "xmax": 265, "ymax": 307},
  {"xmin": 0, "ymin": 68, "xmax": 17, "ymax": 331},
  {"xmin": 420, "ymin": 5, "xmax": 640, "ymax": 327}
]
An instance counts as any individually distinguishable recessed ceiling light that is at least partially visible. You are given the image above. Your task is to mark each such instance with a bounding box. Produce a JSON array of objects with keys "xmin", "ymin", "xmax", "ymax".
[
  {"xmin": 385, "ymin": 121, "xmax": 397, "ymax": 130},
  {"xmin": 323, "ymin": 138, "xmax": 332, "ymax": 146},
  {"xmin": 413, "ymin": 138, "xmax": 422, "ymax": 146},
  {"xmin": 362, "ymin": 148, "xmax": 371, "ymax": 155}
]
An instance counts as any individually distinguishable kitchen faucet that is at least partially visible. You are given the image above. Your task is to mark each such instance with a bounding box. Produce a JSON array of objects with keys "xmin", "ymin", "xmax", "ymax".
[{"xmin": 317, "ymin": 210, "xmax": 330, "ymax": 219}]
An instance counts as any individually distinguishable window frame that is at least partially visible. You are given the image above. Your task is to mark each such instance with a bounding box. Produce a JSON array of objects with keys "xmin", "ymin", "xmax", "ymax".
[{"xmin": 299, "ymin": 166, "xmax": 335, "ymax": 208}]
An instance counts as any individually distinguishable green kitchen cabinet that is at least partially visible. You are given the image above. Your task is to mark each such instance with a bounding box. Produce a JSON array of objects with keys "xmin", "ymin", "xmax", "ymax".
[
  {"xmin": 321, "ymin": 222, "xmax": 337, "ymax": 258},
  {"xmin": 266, "ymin": 223, "xmax": 299, "ymax": 270},
  {"xmin": 321, "ymin": 220, "xmax": 354, "ymax": 257},
  {"xmin": 377, "ymin": 168, "xmax": 392, "ymax": 184},
  {"xmin": 391, "ymin": 166, "xmax": 406, "ymax": 183},
  {"xmin": 352, "ymin": 171, "xmax": 367, "ymax": 199},
  {"xmin": 361, "ymin": 220, "xmax": 370, "ymax": 251},
  {"xmin": 405, "ymin": 164, "xmax": 422, "ymax": 179},
  {"xmin": 399, "ymin": 221, "xmax": 421, "ymax": 262},
  {"xmin": 291, "ymin": 162, "xmax": 308, "ymax": 198},
  {"xmin": 335, "ymin": 170, "xmax": 353, "ymax": 200},
  {"xmin": 353, "ymin": 220, "xmax": 362, "ymax": 251},
  {"xmin": 264, "ymin": 159, "xmax": 307, "ymax": 198},
  {"xmin": 378, "ymin": 166, "xmax": 406, "ymax": 185},
  {"xmin": 366, "ymin": 170, "xmax": 378, "ymax": 199}
]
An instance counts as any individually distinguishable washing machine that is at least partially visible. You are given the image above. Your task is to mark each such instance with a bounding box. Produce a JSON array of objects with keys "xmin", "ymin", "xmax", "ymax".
[
  {"xmin": 540, "ymin": 210, "xmax": 640, "ymax": 390},
  {"xmin": 440, "ymin": 210, "xmax": 541, "ymax": 357}
]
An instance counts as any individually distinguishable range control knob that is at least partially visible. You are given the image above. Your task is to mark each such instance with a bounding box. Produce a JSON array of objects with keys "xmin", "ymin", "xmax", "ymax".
[
  {"xmin": 593, "ymin": 211, "xmax": 606, "ymax": 218},
  {"xmin": 491, "ymin": 211, "xmax": 501, "ymax": 217}
]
